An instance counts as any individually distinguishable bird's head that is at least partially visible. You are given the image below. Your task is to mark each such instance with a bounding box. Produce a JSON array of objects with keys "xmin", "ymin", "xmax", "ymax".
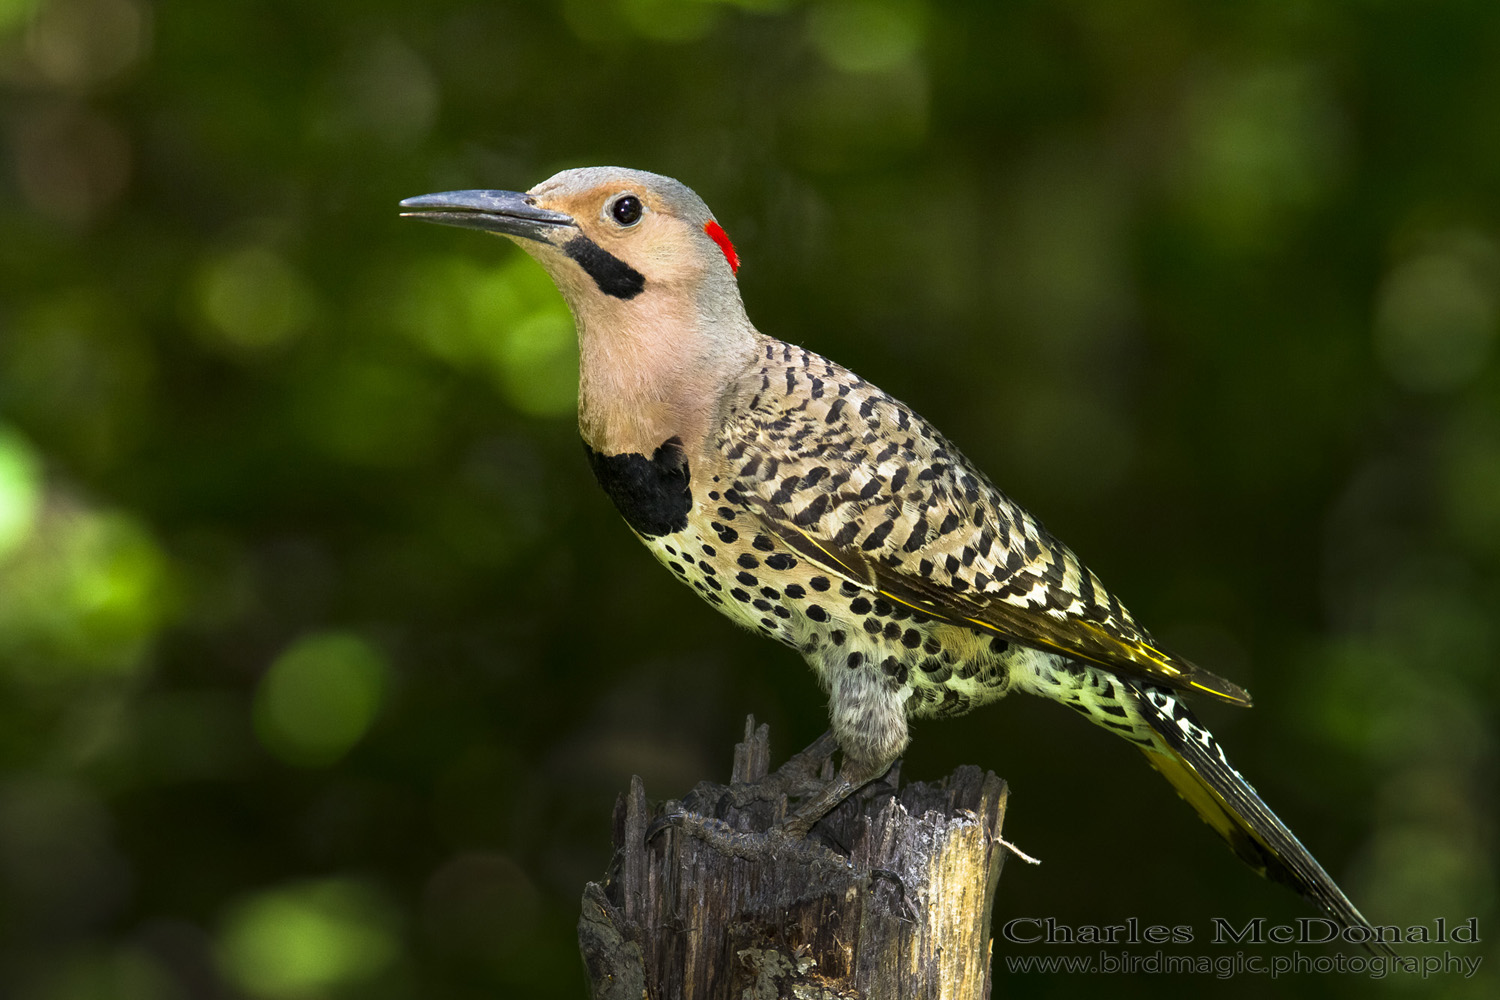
[
  {"xmin": 400, "ymin": 166, "xmax": 744, "ymax": 330},
  {"xmin": 401, "ymin": 166, "xmax": 757, "ymax": 452}
]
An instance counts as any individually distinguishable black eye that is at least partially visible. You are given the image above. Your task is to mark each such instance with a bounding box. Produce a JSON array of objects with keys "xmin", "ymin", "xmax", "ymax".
[{"xmin": 611, "ymin": 195, "xmax": 642, "ymax": 226}]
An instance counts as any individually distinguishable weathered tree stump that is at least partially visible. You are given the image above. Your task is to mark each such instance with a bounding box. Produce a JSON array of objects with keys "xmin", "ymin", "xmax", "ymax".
[{"xmin": 579, "ymin": 717, "xmax": 1010, "ymax": 999}]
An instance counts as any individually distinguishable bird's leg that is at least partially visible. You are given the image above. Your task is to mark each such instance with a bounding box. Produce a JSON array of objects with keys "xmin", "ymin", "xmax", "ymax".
[
  {"xmin": 778, "ymin": 750, "xmax": 896, "ymax": 838},
  {"xmin": 726, "ymin": 730, "xmax": 897, "ymax": 835}
]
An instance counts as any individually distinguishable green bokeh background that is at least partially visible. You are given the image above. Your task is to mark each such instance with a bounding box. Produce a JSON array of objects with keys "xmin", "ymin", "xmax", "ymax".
[{"xmin": 1, "ymin": 1, "xmax": 1496, "ymax": 997}]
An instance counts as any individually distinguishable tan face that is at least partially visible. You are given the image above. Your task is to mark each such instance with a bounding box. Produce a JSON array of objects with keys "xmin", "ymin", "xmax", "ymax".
[
  {"xmin": 399, "ymin": 166, "xmax": 740, "ymax": 304},
  {"xmin": 524, "ymin": 178, "xmax": 732, "ymax": 296}
]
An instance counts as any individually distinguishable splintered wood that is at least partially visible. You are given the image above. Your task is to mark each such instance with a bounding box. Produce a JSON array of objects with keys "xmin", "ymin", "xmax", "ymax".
[{"xmin": 579, "ymin": 717, "xmax": 1009, "ymax": 999}]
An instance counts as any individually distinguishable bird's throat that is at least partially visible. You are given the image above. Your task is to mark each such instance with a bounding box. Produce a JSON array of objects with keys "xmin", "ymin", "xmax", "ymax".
[{"xmin": 574, "ymin": 309, "xmax": 754, "ymax": 460}]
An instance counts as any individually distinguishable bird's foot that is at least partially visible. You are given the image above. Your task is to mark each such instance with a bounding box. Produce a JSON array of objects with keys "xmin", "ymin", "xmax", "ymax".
[
  {"xmin": 724, "ymin": 729, "xmax": 841, "ymax": 809},
  {"xmin": 645, "ymin": 808, "xmax": 854, "ymax": 873}
]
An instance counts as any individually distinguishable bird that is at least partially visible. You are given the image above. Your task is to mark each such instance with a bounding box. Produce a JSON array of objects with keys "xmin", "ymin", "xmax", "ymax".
[{"xmin": 400, "ymin": 167, "xmax": 1390, "ymax": 951}]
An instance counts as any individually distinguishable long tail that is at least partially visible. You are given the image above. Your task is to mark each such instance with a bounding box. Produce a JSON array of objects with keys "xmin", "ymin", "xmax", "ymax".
[{"xmin": 1125, "ymin": 680, "xmax": 1393, "ymax": 956}]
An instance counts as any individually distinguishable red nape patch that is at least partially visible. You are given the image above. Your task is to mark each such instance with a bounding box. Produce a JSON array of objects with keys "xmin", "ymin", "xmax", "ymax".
[{"xmin": 703, "ymin": 220, "xmax": 739, "ymax": 273}]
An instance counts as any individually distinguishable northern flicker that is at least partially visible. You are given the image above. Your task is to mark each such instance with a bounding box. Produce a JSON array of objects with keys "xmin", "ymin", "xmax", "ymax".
[{"xmin": 401, "ymin": 168, "xmax": 1389, "ymax": 950}]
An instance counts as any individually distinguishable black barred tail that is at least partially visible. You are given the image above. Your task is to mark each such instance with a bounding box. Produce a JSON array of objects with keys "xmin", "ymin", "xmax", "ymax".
[{"xmin": 1128, "ymin": 681, "xmax": 1394, "ymax": 956}]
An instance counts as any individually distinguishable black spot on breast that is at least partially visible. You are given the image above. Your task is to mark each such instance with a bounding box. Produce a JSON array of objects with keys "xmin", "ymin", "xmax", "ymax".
[
  {"xmin": 563, "ymin": 235, "xmax": 645, "ymax": 299},
  {"xmin": 583, "ymin": 436, "xmax": 691, "ymax": 538}
]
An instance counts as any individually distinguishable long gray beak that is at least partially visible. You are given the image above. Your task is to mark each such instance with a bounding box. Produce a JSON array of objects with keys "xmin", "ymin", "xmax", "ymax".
[{"xmin": 399, "ymin": 189, "xmax": 576, "ymax": 242}]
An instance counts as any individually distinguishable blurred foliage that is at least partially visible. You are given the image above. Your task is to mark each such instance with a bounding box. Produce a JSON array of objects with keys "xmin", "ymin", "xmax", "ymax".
[{"xmin": 0, "ymin": 0, "xmax": 1497, "ymax": 997}]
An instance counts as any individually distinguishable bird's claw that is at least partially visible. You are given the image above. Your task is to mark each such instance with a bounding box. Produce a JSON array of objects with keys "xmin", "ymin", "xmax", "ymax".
[{"xmin": 644, "ymin": 809, "xmax": 687, "ymax": 845}]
